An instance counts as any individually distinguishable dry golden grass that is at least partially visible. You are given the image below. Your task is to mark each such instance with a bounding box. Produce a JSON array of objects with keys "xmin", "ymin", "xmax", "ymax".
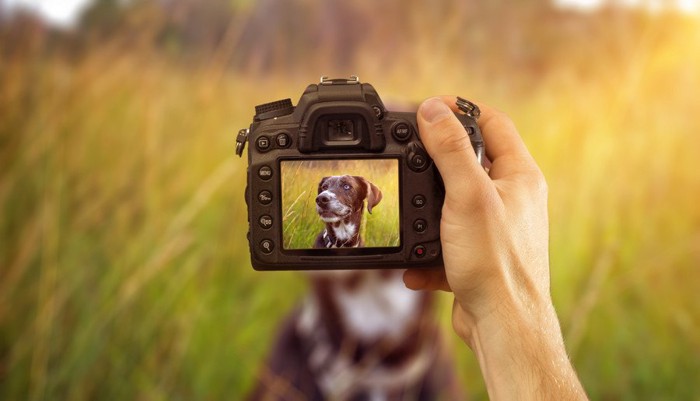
[{"xmin": 1, "ymin": 13, "xmax": 700, "ymax": 401}]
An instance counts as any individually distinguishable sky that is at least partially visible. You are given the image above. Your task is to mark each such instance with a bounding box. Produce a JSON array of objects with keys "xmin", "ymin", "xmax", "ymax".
[
  {"xmin": 2, "ymin": 0, "xmax": 93, "ymax": 28},
  {"xmin": 555, "ymin": 0, "xmax": 699, "ymax": 13},
  {"xmin": 2, "ymin": 0, "xmax": 698, "ymax": 29}
]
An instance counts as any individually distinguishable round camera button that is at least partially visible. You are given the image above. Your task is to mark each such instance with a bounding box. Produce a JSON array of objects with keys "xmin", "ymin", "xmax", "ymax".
[
  {"xmin": 412, "ymin": 194, "xmax": 426, "ymax": 208},
  {"xmin": 259, "ymin": 215, "xmax": 273, "ymax": 229},
  {"xmin": 392, "ymin": 122, "xmax": 412, "ymax": 141},
  {"xmin": 258, "ymin": 190, "xmax": 273, "ymax": 205},
  {"xmin": 406, "ymin": 142, "xmax": 432, "ymax": 172},
  {"xmin": 411, "ymin": 154, "xmax": 427, "ymax": 169},
  {"xmin": 275, "ymin": 133, "xmax": 291, "ymax": 148},
  {"xmin": 258, "ymin": 166, "xmax": 273, "ymax": 180},
  {"xmin": 256, "ymin": 136, "xmax": 271, "ymax": 151},
  {"xmin": 260, "ymin": 239, "xmax": 274, "ymax": 254},
  {"xmin": 413, "ymin": 219, "xmax": 427, "ymax": 233},
  {"xmin": 413, "ymin": 245, "xmax": 426, "ymax": 258}
]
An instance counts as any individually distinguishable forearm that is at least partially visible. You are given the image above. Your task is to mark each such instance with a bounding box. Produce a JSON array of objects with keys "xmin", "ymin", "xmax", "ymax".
[
  {"xmin": 463, "ymin": 300, "xmax": 588, "ymax": 401},
  {"xmin": 412, "ymin": 97, "xmax": 588, "ymax": 399}
]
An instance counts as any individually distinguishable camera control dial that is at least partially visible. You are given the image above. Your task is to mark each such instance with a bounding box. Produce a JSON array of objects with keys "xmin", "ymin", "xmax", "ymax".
[{"xmin": 254, "ymin": 98, "xmax": 294, "ymax": 121}]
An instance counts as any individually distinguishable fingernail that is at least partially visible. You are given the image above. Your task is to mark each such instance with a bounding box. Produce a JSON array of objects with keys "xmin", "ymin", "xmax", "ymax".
[{"xmin": 419, "ymin": 97, "xmax": 451, "ymax": 123}]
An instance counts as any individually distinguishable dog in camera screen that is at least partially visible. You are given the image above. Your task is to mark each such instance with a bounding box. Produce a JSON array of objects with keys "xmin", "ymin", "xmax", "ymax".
[{"xmin": 280, "ymin": 159, "xmax": 400, "ymax": 250}]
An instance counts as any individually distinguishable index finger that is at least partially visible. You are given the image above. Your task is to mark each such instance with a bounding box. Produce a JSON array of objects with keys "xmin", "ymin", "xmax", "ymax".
[{"xmin": 438, "ymin": 96, "xmax": 538, "ymax": 181}]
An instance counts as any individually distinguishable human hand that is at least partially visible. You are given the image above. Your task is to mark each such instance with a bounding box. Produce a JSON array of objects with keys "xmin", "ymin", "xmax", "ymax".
[
  {"xmin": 403, "ymin": 97, "xmax": 587, "ymax": 400},
  {"xmin": 404, "ymin": 96, "xmax": 550, "ymax": 340}
]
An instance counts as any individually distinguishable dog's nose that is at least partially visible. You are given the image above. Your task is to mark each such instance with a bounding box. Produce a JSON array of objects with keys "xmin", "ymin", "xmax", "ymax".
[{"xmin": 316, "ymin": 195, "xmax": 329, "ymax": 206}]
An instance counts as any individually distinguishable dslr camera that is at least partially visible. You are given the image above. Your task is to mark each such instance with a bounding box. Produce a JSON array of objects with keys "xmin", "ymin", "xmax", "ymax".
[{"xmin": 236, "ymin": 76, "xmax": 484, "ymax": 270}]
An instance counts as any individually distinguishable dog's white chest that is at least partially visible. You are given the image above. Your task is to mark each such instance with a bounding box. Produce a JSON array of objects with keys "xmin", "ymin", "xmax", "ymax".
[
  {"xmin": 332, "ymin": 223, "xmax": 357, "ymax": 242},
  {"xmin": 297, "ymin": 272, "xmax": 433, "ymax": 400},
  {"xmin": 335, "ymin": 273, "xmax": 422, "ymax": 341}
]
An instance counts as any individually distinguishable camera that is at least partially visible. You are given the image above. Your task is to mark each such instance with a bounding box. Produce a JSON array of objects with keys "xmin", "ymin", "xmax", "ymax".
[{"xmin": 236, "ymin": 76, "xmax": 485, "ymax": 270}]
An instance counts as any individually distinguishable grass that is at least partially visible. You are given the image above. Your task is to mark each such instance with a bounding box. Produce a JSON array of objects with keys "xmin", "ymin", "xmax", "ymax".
[
  {"xmin": 1, "ymin": 17, "xmax": 700, "ymax": 401},
  {"xmin": 0, "ymin": 46, "xmax": 306, "ymax": 400},
  {"xmin": 280, "ymin": 159, "xmax": 400, "ymax": 249}
]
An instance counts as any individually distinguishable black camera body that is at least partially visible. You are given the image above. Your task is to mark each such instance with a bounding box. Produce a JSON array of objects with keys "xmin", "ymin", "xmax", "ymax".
[{"xmin": 236, "ymin": 77, "xmax": 484, "ymax": 270}]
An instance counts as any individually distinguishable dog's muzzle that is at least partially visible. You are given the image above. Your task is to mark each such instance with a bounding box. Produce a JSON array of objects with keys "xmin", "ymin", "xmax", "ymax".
[{"xmin": 316, "ymin": 191, "xmax": 350, "ymax": 221}]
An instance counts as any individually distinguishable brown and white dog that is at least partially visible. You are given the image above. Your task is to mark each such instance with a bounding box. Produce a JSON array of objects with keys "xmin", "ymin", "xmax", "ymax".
[
  {"xmin": 313, "ymin": 175, "xmax": 381, "ymax": 249},
  {"xmin": 247, "ymin": 177, "xmax": 463, "ymax": 401}
]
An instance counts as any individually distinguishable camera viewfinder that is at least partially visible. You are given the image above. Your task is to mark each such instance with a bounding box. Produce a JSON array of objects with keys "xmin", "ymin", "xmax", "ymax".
[{"xmin": 327, "ymin": 119, "xmax": 356, "ymax": 142}]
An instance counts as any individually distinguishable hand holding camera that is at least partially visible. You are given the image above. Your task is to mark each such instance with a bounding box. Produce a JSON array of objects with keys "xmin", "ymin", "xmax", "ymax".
[
  {"xmin": 238, "ymin": 79, "xmax": 588, "ymax": 399},
  {"xmin": 403, "ymin": 97, "xmax": 587, "ymax": 400},
  {"xmin": 237, "ymin": 77, "xmax": 484, "ymax": 270}
]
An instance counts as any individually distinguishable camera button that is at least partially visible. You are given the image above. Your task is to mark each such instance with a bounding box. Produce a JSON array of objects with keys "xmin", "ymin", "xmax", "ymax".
[
  {"xmin": 260, "ymin": 239, "xmax": 274, "ymax": 254},
  {"xmin": 413, "ymin": 245, "xmax": 426, "ymax": 258},
  {"xmin": 256, "ymin": 136, "xmax": 271, "ymax": 151},
  {"xmin": 410, "ymin": 154, "xmax": 427, "ymax": 170},
  {"xmin": 258, "ymin": 190, "xmax": 273, "ymax": 205},
  {"xmin": 413, "ymin": 219, "xmax": 427, "ymax": 233},
  {"xmin": 412, "ymin": 194, "xmax": 426, "ymax": 208},
  {"xmin": 275, "ymin": 133, "xmax": 291, "ymax": 148},
  {"xmin": 406, "ymin": 142, "xmax": 431, "ymax": 172},
  {"xmin": 259, "ymin": 215, "xmax": 273, "ymax": 229},
  {"xmin": 258, "ymin": 166, "xmax": 273, "ymax": 180},
  {"xmin": 392, "ymin": 122, "xmax": 412, "ymax": 141}
]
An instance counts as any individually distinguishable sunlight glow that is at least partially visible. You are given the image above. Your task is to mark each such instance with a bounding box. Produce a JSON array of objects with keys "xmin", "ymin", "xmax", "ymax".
[
  {"xmin": 3, "ymin": 0, "xmax": 698, "ymax": 29},
  {"xmin": 3, "ymin": 0, "xmax": 93, "ymax": 28},
  {"xmin": 555, "ymin": 0, "xmax": 700, "ymax": 14}
]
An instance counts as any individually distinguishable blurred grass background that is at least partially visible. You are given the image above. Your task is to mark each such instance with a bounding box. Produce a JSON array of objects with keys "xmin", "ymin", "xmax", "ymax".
[
  {"xmin": 1, "ymin": 0, "xmax": 699, "ymax": 400},
  {"xmin": 280, "ymin": 159, "xmax": 400, "ymax": 249}
]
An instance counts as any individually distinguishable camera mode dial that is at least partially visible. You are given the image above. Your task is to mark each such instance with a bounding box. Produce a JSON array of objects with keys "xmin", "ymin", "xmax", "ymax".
[{"xmin": 254, "ymin": 98, "xmax": 294, "ymax": 121}]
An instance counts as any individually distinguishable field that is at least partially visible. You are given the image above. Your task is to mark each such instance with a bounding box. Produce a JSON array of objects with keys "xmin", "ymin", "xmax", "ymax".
[
  {"xmin": 280, "ymin": 159, "xmax": 400, "ymax": 249},
  {"xmin": 1, "ymin": 7, "xmax": 700, "ymax": 401}
]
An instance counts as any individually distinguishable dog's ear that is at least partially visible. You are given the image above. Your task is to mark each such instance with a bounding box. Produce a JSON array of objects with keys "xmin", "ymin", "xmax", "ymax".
[
  {"xmin": 318, "ymin": 177, "xmax": 330, "ymax": 194},
  {"xmin": 355, "ymin": 177, "xmax": 382, "ymax": 214}
]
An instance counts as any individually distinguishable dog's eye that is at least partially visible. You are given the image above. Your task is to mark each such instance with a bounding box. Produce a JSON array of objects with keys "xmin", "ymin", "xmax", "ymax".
[
  {"xmin": 322, "ymin": 184, "xmax": 328, "ymax": 190},
  {"xmin": 343, "ymin": 184, "xmax": 351, "ymax": 190}
]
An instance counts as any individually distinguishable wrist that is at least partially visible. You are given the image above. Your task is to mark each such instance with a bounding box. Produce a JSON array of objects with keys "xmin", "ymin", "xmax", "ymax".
[{"xmin": 458, "ymin": 297, "xmax": 587, "ymax": 400}]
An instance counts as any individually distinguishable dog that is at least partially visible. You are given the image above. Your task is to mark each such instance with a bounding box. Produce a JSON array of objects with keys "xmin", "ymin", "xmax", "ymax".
[
  {"xmin": 313, "ymin": 175, "xmax": 382, "ymax": 249},
  {"xmin": 246, "ymin": 178, "xmax": 463, "ymax": 401}
]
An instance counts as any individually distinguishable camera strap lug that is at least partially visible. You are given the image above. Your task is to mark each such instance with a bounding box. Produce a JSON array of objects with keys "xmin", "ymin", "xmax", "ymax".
[
  {"xmin": 456, "ymin": 97, "xmax": 481, "ymax": 120},
  {"xmin": 320, "ymin": 75, "xmax": 360, "ymax": 85},
  {"xmin": 235, "ymin": 128, "xmax": 249, "ymax": 157}
]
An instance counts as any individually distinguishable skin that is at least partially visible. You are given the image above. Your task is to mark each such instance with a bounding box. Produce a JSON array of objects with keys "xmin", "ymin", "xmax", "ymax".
[{"xmin": 403, "ymin": 97, "xmax": 588, "ymax": 401}]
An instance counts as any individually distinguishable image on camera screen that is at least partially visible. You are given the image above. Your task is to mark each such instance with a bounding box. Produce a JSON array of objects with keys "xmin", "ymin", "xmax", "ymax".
[{"xmin": 280, "ymin": 159, "xmax": 400, "ymax": 250}]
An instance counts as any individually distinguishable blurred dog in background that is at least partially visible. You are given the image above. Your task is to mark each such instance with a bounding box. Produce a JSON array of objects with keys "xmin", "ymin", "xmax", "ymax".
[
  {"xmin": 247, "ymin": 102, "xmax": 462, "ymax": 400},
  {"xmin": 246, "ymin": 269, "xmax": 463, "ymax": 401}
]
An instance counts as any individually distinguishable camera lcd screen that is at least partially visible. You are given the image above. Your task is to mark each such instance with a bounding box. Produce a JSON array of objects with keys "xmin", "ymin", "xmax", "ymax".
[{"xmin": 280, "ymin": 159, "xmax": 400, "ymax": 250}]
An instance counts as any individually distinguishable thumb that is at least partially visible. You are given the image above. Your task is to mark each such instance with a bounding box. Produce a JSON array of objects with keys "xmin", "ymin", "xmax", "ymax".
[{"xmin": 417, "ymin": 97, "xmax": 487, "ymax": 199}]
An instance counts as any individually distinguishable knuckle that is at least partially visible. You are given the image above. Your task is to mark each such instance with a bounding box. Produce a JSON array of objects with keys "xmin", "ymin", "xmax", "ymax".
[
  {"xmin": 537, "ymin": 176, "xmax": 549, "ymax": 197},
  {"xmin": 527, "ymin": 168, "xmax": 548, "ymax": 196},
  {"xmin": 481, "ymin": 108, "xmax": 517, "ymax": 134},
  {"xmin": 500, "ymin": 113, "xmax": 518, "ymax": 132},
  {"xmin": 433, "ymin": 119, "xmax": 474, "ymax": 154},
  {"xmin": 531, "ymin": 168, "xmax": 548, "ymax": 194},
  {"xmin": 446, "ymin": 184, "xmax": 499, "ymax": 216}
]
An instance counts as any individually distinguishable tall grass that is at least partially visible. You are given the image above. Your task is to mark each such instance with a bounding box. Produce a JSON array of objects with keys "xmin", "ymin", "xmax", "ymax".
[
  {"xmin": 1, "ymin": 16, "xmax": 700, "ymax": 401},
  {"xmin": 280, "ymin": 159, "xmax": 400, "ymax": 249},
  {"xmin": 0, "ymin": 45, "xmax": 308, "ymax": 400}
]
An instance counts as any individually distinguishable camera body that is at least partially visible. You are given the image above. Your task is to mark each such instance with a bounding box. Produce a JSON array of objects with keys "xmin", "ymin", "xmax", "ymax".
[{"xmin": 237, "ymin": 77, "xmax": 484, "ymax": 270}]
